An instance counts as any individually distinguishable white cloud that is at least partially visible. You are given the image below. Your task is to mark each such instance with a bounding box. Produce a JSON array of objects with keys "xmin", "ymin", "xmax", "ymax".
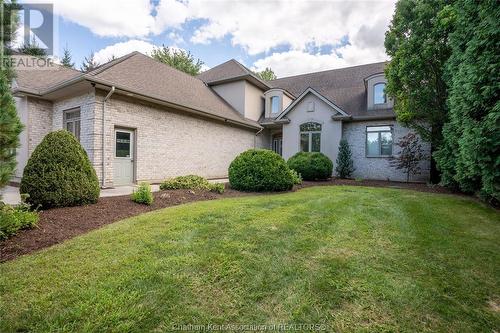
[
  {"xmin": 23, "ymin": 0, "xmax": 396, "ymax": 75},
  {"xmin": 252, "ymin": 44, "xmax": 389, "ymax": 78},
  {"xmin": 94, "ymin": 40, "xmax": 157, "ymax": 64},
  {"xmin": 25, "ymin": 0, "xmax": 155, "ymax": 37}
]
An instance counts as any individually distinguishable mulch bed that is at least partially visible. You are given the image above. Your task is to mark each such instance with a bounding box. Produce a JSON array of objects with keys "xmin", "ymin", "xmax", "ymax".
[{"xmin": 0, "ymin": 180, "xmax": 460, "ymax": 262}]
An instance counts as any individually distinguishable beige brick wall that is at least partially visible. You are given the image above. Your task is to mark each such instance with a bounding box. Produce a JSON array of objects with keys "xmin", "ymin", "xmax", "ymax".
[
  {"xmin": 96, "ymin": 92, "xmax": 262, "ymax": 186},
  {"xmin": 26, "ymin": 97, "xmax": 52, "ymax": 155},
  {"xmin": 53, "ymin": 91, "xmax": 97, "ymax": 162}
]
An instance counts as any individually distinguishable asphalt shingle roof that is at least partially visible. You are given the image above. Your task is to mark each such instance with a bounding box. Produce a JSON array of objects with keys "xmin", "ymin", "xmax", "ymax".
[
  {"xmin": 269, "ymin": 62, "xmax": 394, "ymax": 118},
  {"xmin": 14, "ymin": 52, "xmax": 260, "ymax": 129}
]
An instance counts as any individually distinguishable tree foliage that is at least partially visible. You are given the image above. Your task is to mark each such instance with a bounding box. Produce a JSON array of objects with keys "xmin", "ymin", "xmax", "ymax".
[
  {"xmin": 17, "ymin": 36, "xmax": 47, "ymax": 57},
  {"xmin": 0, "ymin": 68, "xmax": 22, "ymax": 189},
  {"xmin": 384, "ymin": 0, "xmax": 455, "ymax": 182},
  {"xmin": 61, "ymin": 46, "xmax": 74, "ymax": 68},
  {"xmin": 80, "ymin": 51, "xmax": 99, "ymax": 72},
  {"xmin": 435, "ymin": 0, "xmax": 500, "ymax": 203},
  {"xmin": 335, "ymin": 139, "xmax": 355, "ymax": 179},
  {"xmin": 256, "ymin": 67, "xmax": 277, "ymax": 81},
  {"xmin": 151, "ymin": 45, "xmax": 203, "ymax": 76},
  {"xmin": 390, "ymin": 133, "xmax": 426, "ymax": 182}
]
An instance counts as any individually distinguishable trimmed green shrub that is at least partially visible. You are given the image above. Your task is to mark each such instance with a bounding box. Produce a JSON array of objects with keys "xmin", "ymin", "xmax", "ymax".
[
  {"xmin": 287, "ymin": 152, "xmax": 333, "ymax": 180},
  {"xmin": 0, "ymin": 200, "xmax": 38, "ymax": 240},
  {"xmin": 290, "ymin": 169, "xmax": 303, "ymax": 185},
  {"xmin": 335, "ymin": 139, "xmax": 355, "ymax": 178},
  {"xmin": 228, "ymin": 149, "xmax": 294, "ymax": 192},
  {"xmin": 131, "ymin": 182, "xmax": 153, "ymax": 205},
  {"xmin": 20, "ymin": 130, "xmax": 100, "ymax": 208},
  {"xmin": 160, "ymin": 175, "xmax": 224, "ymax": 194}
]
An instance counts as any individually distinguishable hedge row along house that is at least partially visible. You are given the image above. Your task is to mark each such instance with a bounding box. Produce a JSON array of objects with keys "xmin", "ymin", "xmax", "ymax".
[{"xmin": 11, "ymin": 52, "xmax": 430, "ymax": 187}]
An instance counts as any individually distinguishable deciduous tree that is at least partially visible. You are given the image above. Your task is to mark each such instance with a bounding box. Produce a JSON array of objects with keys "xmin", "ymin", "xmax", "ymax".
[
  {"xmin": 384, "ymin": 0, "xmax": 455, "ymax": 182},
  {"xmin": 390, "ymin": 133, "xmax": 426, "ymax": 182},
  {"xmin": 150, "ymin": 45, "xmax": 203, "ymax": 76}
]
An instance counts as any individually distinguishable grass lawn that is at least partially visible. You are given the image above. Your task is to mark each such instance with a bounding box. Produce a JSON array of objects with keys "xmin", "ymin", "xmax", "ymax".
[{"xmin": 0, "ymin": 186, "xmax": 499, "ymax": 332}]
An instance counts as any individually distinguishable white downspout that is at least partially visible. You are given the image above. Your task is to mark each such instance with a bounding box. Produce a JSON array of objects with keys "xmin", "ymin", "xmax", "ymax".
[
  {"xmin": 254, "ymin": 127, "xmax": 264, "ymax": 148},
  {"xmin": 102, "ymin": 86, "xmax": 115, "ymax": 188}
]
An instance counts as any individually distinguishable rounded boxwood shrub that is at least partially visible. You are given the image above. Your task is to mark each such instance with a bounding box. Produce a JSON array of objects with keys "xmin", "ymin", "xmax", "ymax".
[
  {"xmin": 20, "ymin": 130, "xmax": 100, "ymax": 208},
  {"xmin": 229, "ymin": 149, "xmax": 294, "ymax": 192},
  {"xmin": 287, "ymin": 152, "xmax": 333, "ymax": 180}
]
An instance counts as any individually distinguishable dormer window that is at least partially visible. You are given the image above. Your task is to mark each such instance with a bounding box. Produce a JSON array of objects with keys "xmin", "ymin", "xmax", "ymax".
[
  {"xmin": 374, "ymin": 83, "xmax": 387, "ymax": 105},
  {"xmin": 270, "ymin": 96, "xmax": 280, "ymax": 114}
]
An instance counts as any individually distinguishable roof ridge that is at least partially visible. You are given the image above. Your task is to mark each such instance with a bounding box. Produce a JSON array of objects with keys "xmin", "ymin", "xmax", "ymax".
[
  {"xmin": 270, "ymin": 61, "xmax": 388, "ymax": 82},
  {"xmin": 86, "ymin": 51, "xmax": 140, "ymax": 76}
]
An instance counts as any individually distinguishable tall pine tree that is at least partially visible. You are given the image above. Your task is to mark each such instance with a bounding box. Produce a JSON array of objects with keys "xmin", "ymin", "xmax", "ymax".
[
  {"xmin": 80, "ymin": 51, "xmax": 99, "ymax": 72},
  {"xmin": 61, "ymin": 46, "xmax": 74, "ymax": 68},
  {"xmin": 435, "ymin": 0, "xmax": 500, "ymax": 203}
]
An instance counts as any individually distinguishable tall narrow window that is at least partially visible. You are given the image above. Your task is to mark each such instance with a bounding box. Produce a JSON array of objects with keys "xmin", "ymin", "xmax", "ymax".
[
  {"xmin": 366, "ymin": 126, "xmax": 393, "ymax": 157},
  {"xmin": 299, "ymin": 122, "xmax": 321, "ymax": 152},
  {"xmin": 64, "ymin": 108, "xmax": 81, "ymax": 141},
  {"xmin": 272, "ymin": 135, "xmax": 282, "ymax": 156},
  {"xmin": 270, "ymin": 96, "xmax": 280, "ymax": 114},
  {"xmin": 374, "ymin": 83, "xmax": 387, "ymax": 104}
]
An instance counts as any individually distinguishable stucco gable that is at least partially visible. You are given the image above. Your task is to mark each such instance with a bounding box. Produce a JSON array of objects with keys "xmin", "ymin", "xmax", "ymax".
[{"xmin": 276, "ymin": 87, "xmax": 348, "ymax": 120}]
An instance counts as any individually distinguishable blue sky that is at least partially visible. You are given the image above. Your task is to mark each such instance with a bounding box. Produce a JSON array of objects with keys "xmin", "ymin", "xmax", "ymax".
[{"xmin": 17, "ymin": 0, "xmax": 395, "ymax": 77}]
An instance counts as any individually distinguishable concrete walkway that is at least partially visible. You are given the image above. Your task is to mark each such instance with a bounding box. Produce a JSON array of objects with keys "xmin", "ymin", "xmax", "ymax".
[{"xmin": 1, "ymin": 179, "xmax": 227, "ymax": 205}]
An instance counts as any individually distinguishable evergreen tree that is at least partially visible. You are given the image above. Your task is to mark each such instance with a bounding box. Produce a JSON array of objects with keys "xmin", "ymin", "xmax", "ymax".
[
  {"xmin": 335, "ymin": 139, "xmax": 355, "ymax": 178},
  {"xmin": 435, "ymin": 0, "xmax": 499, "ymax": 203},
  {"xmin": 150, "ymin": 45, "xmax": 203, "ymax": 76},
  {"xmin": 384, "ymin": 0, "xmax": 455, "ymax": 182},
  {"xmin": 256, "ymin": 67, "xmax": 277, "ymax": 81},
  {"xmin": 18, "ymin": 36, "xmax": 47, "ymax": 57},
  {"xmin": 80, "ymin": 51, "xmax": 99, "ymax": 72},
  {"xmin": 0, "ymin": 68, "xmax": 23, "ymax": 189},
  {"xmin": 61, "ymin": 46, "xmax": 74, "ymax": 68}
]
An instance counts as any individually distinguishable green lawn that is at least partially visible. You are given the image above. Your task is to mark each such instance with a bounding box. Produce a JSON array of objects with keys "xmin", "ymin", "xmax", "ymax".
[{"xmin": 1, "ymin": 186, "xmax": 499, "ymax": 332}]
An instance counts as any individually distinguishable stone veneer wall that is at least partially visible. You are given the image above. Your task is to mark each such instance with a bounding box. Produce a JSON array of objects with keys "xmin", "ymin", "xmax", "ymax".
[
  {"xmin": 96, "ymin": 91, "xmax": 263, "ymax": 186},
  {"xmin": 342, "ymin": 120, "xmax": 431, "ymax": 182}
]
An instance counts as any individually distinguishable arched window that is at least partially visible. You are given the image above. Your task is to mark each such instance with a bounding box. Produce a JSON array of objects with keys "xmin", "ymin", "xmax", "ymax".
[
  {"xmin": 300, "ymin": 122, "xmax": 321, "ymax": 152},
  {"xmin": 374, "ymin": 83, "xmax": 387, "ymax": 105},
  {"xmin": 270, "ymin": 96, "xmax": 280, "ymax": 114}
]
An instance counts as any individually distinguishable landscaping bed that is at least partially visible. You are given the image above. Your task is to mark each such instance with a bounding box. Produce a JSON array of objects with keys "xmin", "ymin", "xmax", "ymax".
[{"xmin": 0, "ymin": 180, "xmax": 458, "ymax": 262}]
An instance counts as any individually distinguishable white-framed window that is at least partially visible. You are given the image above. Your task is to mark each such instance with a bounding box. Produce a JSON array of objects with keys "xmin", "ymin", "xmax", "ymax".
[
  {"xmin": 374, "ymin": 83, "xmax": 387, "ymax": 105},
  {"xmin": 300, "ymin": 122, "xmax": 321, "ymax": 152},
  {"xmin": 270, "ymin": 96, "xmax": 280, "ymax": 114},
  {"xmin": 64, "ymin": 108, "xmax": 81, "ymax": 141},
  {"xmin": 366, "ymin": 125, "xmax": 393, "ymax": 157}
]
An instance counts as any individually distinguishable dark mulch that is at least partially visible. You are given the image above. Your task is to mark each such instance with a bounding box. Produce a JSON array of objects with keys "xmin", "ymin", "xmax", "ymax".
[{"xmin": 0, "ymin": 180, "xmax": 460, "ymax": 262}]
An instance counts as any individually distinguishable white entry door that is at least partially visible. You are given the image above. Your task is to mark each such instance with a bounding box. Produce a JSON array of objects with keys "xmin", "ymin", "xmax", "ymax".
[{"xmin": 114, "ymin": 129, "xmax": 134, "ymax": 185}]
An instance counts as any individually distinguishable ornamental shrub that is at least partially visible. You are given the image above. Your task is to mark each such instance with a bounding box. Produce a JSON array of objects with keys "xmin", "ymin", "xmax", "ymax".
[
  {"xmin": 160, "ymin": 175, "xmax": 224, "ymax": 194},
  {"xmin": 289, "ymin": 169, "xmax": 302, "ymax": 185},
  {"xmin": 20, "ymin": 130, "xmax": 100, "ymax": 208},
  {"xmin": 287, "ymin": 152, "xmax": 333, "ymax": 180},
  {"xmin": 0, "ymin": 199, "xmax": 38, "ymax": 240},
  {"xmin": 131, "ymin": 182, "xmax": 154, "ymax": 205},
  {"xmin": 228, "ymin": 149, "xmax": 294, "ymax": 192},
  {"xmin": 335, "ymin": 139, "xmax": 355, "ymax": 178}
]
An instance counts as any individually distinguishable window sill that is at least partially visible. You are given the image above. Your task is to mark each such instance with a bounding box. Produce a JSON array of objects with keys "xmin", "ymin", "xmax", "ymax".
[{"xmin": 365, "ymin": 155, "xmax": 393, "ymax": 158}]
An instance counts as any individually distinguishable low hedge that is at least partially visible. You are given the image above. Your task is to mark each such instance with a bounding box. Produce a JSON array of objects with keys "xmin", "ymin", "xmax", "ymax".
[
  {"xmin": 228, "ymin": 149, "xmax": 294, "ymax": 192},
  {"xmin": 20, "ymin": 130, "xmax": 100, "ymax": 208},
  {"xmin": 287, "ymin": 152, "xmax": 333, "ymax": 180},
  {"xmin": 160, "ymin": 175, "xmax": 224, "ymax": 194}
]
